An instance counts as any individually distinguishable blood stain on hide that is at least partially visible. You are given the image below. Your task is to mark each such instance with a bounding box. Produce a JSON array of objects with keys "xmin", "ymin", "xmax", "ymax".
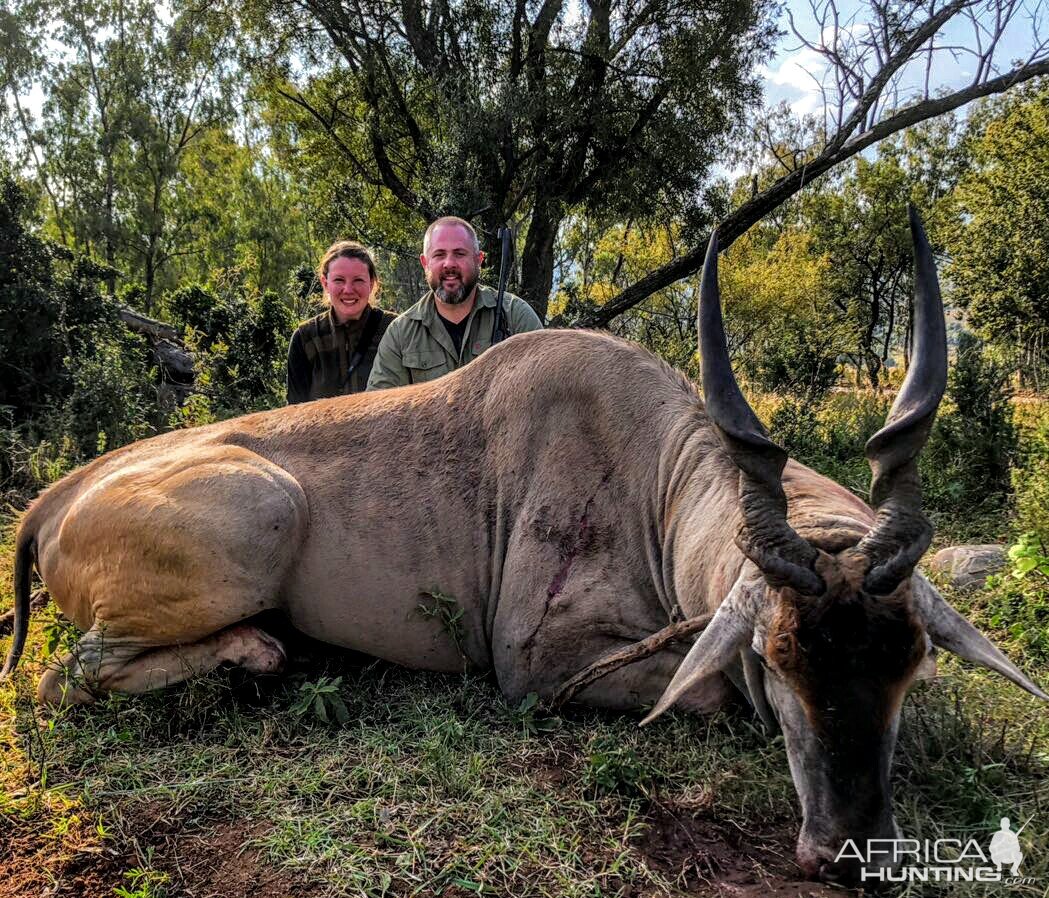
[{"xmin": 547, "ymin": 502, "xmax": 593, "ymax": 600}]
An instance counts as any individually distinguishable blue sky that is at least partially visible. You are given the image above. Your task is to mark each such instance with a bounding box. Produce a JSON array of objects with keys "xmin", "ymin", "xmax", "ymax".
[{"xmin": 762, "ymin": 0, "xmax": 1047, "ymax": 120}]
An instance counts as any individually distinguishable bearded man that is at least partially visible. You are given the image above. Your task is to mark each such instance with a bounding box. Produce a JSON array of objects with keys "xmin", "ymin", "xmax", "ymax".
[{"xmin": 367, "ymin": 217, "xmax": 543, "ymax": 390}]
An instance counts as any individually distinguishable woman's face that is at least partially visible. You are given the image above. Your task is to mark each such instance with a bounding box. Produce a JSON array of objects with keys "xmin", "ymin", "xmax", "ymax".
[{"xmin": 322, "ymin": 256, "xmax": 373, "ymax": 323}]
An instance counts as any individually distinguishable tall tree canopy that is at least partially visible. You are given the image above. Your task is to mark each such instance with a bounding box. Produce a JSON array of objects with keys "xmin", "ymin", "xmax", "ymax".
[
  {"xmin": 244, "ymin": 0, "xmax": 779, "ymax": 318},
  {"xmin": 945, "ymin": 83, "xmax": 1049, "ymax": 376}
]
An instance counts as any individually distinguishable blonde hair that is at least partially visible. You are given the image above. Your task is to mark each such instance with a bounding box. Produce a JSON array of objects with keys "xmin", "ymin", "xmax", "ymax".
[
  {"xmin": 423, "ymin": 216, "xmax": 480, "ymax": 254},
  {"xmin": 316, "ymin": 240, "xmax": 380, "ymax": 300}
]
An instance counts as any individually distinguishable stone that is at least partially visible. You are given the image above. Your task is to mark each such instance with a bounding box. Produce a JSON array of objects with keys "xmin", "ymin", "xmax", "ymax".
[{"xmin": 927, "ymin": 545, "xmax": 1008, "ymax": 589}]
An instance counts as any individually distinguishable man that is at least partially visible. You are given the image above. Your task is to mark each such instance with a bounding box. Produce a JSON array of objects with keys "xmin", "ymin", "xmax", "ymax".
[{"xmin": 367, "ymin": 216, "xmax": 543, "ymax": 390}]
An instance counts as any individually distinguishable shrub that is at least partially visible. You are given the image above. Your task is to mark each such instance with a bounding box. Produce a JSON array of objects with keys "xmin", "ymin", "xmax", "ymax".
[
  {"xmin": 768, "ymin": 390, "xmax": 889, "ymax": 496},
  {"xmin": 164, "ymin": 268, "xmax": 293, "ymax": 417},
  {"xmin": 0, "ymin": 174, "xmax": 163, "ymax": 490},
  {"xmin": 767, "ymin": 334, "xmax": 1019, "ymax": 527},
  {"xmin": 921, "ymin": 331, "xmax": 1017, "ymax": 514},
  {"xmin": 1012, "ymin": 403, "xmax": 1049, "ymax": 543}
]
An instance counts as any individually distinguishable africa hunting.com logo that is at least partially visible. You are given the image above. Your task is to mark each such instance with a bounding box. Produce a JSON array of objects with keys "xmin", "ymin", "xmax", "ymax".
[{"xmin": 836, "ymin": 817, "xmax": 1036, "ymax": 884}]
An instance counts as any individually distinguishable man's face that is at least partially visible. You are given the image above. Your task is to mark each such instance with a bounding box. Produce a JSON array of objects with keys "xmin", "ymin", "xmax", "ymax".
[
  {"xmin": 421, "ymin": 223, "xmax": 484, "ymax": 305},
  {"xmin": 322, "ymin": 256, "xmax": 373, "ymax": 323}
]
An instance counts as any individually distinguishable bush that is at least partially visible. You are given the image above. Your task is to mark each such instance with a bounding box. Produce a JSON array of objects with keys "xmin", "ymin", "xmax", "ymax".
[
  {"xmin": 767, "ymin": 334, "xmax": 1019, "ymax": 529},
  {"xmin": 768, "ymin": 391, "xmax": 889, "ymax": 496},
  {"xmin": 1012, "ymin": 403, "xmax": 1049, "ymax": 543},
  {"xmin": 741, "ymin": 319, "xmax": 842, "ymax": 401},
  {"xmin": 164, "ymin": 268, "xmax": 293, "ymax": 417},
  {"xmin": 0, "ymin": 174, "xmax": 163, "ymax": 491},
  {"xmin": 920, "ymin": 331, "xmax": 1017, "ymax": 514}
]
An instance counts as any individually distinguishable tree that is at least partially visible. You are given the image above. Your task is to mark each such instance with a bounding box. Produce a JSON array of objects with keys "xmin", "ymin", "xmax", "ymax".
[
  {"xmin": 805, "ymin": 153, "xmax": 916, "ymax": 388},
  {"xmin": 1, "ymin": 0, "xmax": 239, "ymax": 309},
  {"xmin": 0, "ymin": 172, "xmax": 159, "ymax": 462},
  {"xmin": 564, "ymin": 0, "xmax": 1049, "ymax": 328},
  {"xmin": 120, "ymin": 6, "xmax": 239, "ymax": 310},
  {"xmin": 945, "ymin": 82, "xmax": 1049, "ymax": 382},
  {"xmin": 240, "ymin": 0, "xmax": 779, "ymax": 318}
]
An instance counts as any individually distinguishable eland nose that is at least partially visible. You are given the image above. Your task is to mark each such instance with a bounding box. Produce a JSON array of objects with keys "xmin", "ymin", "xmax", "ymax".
[{"xmin": 818, "ymin": 856, "xmax": 862, "ymax": 886}]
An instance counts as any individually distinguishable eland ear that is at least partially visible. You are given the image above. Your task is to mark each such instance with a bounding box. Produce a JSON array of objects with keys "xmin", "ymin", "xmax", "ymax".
[
  {"xmin": 913, "ymin": 577, "xmax": 1048, "ymax": 701},
  {"xmin": 641, "ymin": 575, "xmax": 761, "ymax": 726}
]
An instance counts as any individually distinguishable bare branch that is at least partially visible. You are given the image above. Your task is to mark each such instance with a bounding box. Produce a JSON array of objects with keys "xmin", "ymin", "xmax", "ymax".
[
  {"xmin": 551, "ymin": 613, "xmax": 713, "ymax": 709},
  {"xmin": 563, "ymin": 53, "xmax": 1049, "ymax": 329}
]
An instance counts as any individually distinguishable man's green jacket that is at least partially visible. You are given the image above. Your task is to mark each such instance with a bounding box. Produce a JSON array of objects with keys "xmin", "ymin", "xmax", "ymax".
[{"xmin": 366, "ymin": 284, "xmax": 543, "ymax": 390}]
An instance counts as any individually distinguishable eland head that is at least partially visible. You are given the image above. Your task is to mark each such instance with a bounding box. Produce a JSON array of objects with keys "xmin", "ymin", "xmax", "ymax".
[{"xmin": 643, "ymin": 208, "xmax": 1047, "ymax": 885}]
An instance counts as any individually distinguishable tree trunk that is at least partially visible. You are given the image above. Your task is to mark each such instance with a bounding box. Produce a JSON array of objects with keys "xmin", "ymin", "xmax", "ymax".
[
  {"xmin": 103, "ymin": 153, "xmax": 117, "ymax": 296},
  {"xmin": 519, "ymin": 196, "xmax": 562, "ymax": 320},
  {"xmin": 144, "ymin": 235, "xmax": 157, "ymax": 315}
]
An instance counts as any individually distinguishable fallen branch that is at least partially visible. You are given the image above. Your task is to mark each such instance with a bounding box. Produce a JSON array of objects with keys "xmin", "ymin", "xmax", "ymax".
[
  {"xmin": 118, "ymin": 305, "xmax": 195, "ymax": 387},
  {"xmin": 551, "ymin": 612, "xmax": 713, "ymax": 709},
  {"xmin": 560, "ymin": 54, "xmax": 1049, "ymax": 330},
  {"xmin": 118, "ymin": 305, "xmax": 179, "ymax": 342}
]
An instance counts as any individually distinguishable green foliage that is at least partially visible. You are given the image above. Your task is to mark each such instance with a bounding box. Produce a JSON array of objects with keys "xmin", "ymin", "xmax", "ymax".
[
  {"xmin": 113, "ymin": 867, "xmax": 169, "ymax": 898},
  {"xmin": 41, "ymin": 607, "xmax": 82, "ymax": 658},
  {"xmin": 1008, "ymin": 533, "xmax": 1049, "ymax": 579},
  {"xmin": 165, "ymin": 268, "xmax": 292, "ymax": 416},
  {"xmin": 724, "ymin": 228, "xmax": 848, "ymax": 399},
  {"xmin": 768, "ymin": 337, "xmax": 1019, "ymax": 524},
  {"xmin": 1012, "ymin": 403, "xmax": 1049, "ymax": 542},
  {"xmin": 289, "ymin": 675, "xmax": 351, "ymax": 726},
  {"xmin": 921, "ymin": 332, "xmax": 1017, "ymax": 512},
  {"xmin": 976, "ymin": 528, "xmax": 1049, "ymax": 665},
  {"xmin": 946, "ymin": 83, "xmax": 1049, "ymax": 377},
  {"xmin": 509, "ymin": 692, "xmax": 560, "ymax": 736},
  {"xmin": 0, "ymin": 173, "xmax": 161, "ymax": 491},
  {"xmin": 245, "ymin": 0, "xmax": 778, "ymax": 316},
  {"xmin": 583, "ymin": 737, "xmax": 653, "ymax": 797},
  {"xmin": 767, "ymin": 391, "xmax": 889, "ymax": 496},
  {"xmin": 417, "ymin": 590, "xmax": 467, "ymax": 663}
]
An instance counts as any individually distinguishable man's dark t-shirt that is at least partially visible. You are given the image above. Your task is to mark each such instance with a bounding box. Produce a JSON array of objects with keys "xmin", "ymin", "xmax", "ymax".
[{"xmin": 439, "ymin": 313, "xmax": 469, "ymax": 357}]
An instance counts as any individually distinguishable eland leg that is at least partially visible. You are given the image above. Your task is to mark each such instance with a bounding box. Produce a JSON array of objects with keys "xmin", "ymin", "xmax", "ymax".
[{"xmin": 36, "ymin": 623, "xmax": 286, "ymax": 707}]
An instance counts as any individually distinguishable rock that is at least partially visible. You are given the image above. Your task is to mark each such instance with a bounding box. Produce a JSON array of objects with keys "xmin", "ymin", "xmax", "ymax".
[{"xmin": 927, "ymin": 545, "xmax": 1007, "ymax": 589}]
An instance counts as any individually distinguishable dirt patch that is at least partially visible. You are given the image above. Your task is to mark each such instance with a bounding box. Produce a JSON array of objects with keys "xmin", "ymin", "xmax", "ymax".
[
  {"xmin": 156, "ymin": 819, "xmax": 311, "ymax": 898},
  {"xmin": 636, "ymin": 800, "xmax": 856, "ymax": 897},
  {"xmin": 0, "ymin": 803, "xmax": 313, "ymax": 898},
  {"xmin": 0, "ymin": 826, "xmax": 128, "ymax": 898}
]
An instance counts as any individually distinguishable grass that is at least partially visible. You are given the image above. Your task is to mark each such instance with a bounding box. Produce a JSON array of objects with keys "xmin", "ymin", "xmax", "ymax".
[
  {"xmin": 2, "ymin": 581, "xmax": 1048, "ymax": 896},
  {"xmin": 1, "ymin": 648, "xmax": 795, "ymax": 896},
  {"xmin": 2, "ymin": 429, "xmax": 1049, "ymax": 896}
]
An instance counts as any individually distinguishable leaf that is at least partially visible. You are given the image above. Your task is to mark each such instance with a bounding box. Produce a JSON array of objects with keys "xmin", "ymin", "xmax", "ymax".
[
  {"xmin": 331, "ymin": 695, "xmax": 351, "ymax": 725},
  {"xmin": 313, "ymin": 694, "xmax": 328, "ymax": 723},
  {"xmin": 516, "ymin": 692, "xmax": 539, "ymax": 714},
  {"xmin": 1014, "ymin": 556, "xmax": 1039, "ymax": 576}
]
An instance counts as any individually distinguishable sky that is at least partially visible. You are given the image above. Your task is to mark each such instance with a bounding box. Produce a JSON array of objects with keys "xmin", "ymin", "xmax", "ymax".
[{"xmin": 761, "ymin": 0, "xmax": 1047, "ymax": 121}]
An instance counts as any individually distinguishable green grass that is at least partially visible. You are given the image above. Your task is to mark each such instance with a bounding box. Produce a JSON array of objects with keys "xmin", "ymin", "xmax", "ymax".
[{"xmin": 2, "ymin": 535, "xmax": 1048, "ymax": 896}]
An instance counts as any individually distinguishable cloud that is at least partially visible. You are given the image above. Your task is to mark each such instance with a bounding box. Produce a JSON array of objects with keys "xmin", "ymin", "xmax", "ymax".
[{"xmin": 760, "ymin": 46, "xmax": 830, "ymax": 117}]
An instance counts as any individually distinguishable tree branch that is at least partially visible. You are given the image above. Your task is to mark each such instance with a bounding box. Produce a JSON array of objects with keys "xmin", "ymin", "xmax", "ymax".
[
  {"xmin": 551, "ymin": 613, "xmax": 713, "ymax": 709},
  {"xmin": 560, "ymin": 55, "xmax": 1049, "ymax": 329}
]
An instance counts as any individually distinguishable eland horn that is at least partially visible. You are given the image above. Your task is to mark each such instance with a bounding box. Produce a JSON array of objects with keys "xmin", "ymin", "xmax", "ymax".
[
  {"xmin": 698, "ymin": 231, "xmax": 823, "ymax": 596},
  {"xmin": 856, "ymin": 206, "xmax": 948, "ymax": 594}
]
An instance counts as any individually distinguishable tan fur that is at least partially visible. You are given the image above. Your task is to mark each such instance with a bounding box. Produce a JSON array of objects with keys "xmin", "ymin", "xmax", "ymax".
[{"xmin": 9, "ymin": 330, "xmax": 884, "ymax": 707}]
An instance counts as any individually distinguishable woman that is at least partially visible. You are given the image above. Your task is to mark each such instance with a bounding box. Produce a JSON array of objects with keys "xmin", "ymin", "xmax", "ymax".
[{"xmin": 287, "ymin": 241, "xmax": 397, "ymax": 403}]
